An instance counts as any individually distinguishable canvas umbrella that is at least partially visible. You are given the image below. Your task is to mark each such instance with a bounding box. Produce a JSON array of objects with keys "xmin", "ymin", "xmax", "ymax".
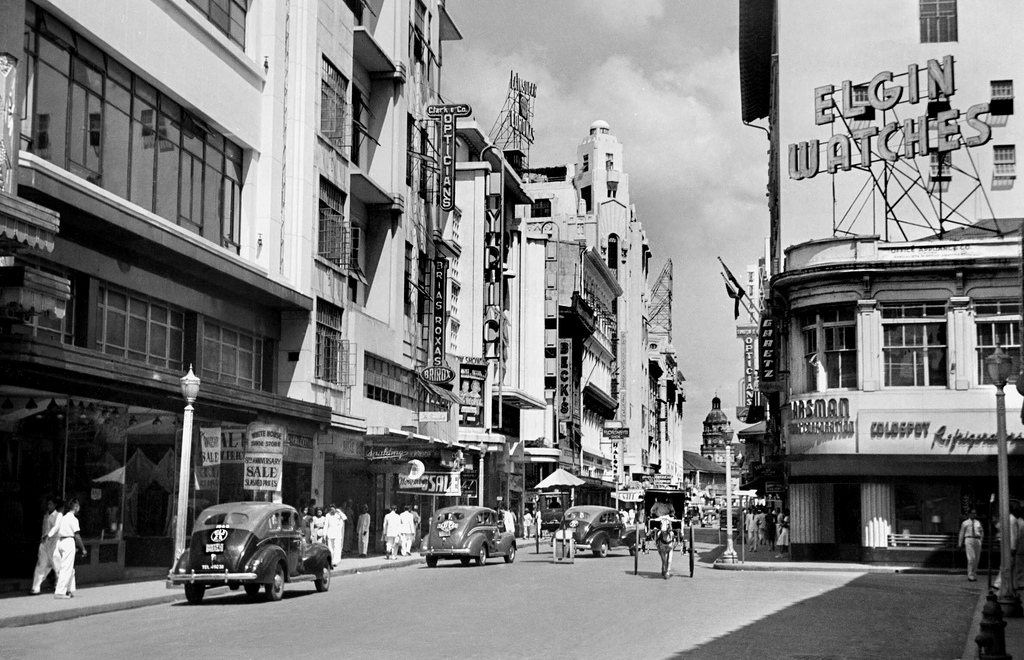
[{"xmin": 534, "ymin": 468, "xmax": 585, "ymax": 507}]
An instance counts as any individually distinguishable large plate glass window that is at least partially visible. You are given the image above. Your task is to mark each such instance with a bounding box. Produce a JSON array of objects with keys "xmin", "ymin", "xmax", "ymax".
[
  {"xmin": 975, "ymin": 300, "xmax": 1020, "ymax": 385},
  {"xmin": 800, "ymin": 307, "xmax": 857, "ymax": 392}
]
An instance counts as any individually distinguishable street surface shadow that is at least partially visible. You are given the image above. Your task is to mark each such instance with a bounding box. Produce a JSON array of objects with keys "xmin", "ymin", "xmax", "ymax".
[
  {"xmin": 665, "ymin": 573, "xmax": 977, "ymax": 659},
  {"xmin": 171, "ymin": 587, "xmax": 321, "ymax": 606}
]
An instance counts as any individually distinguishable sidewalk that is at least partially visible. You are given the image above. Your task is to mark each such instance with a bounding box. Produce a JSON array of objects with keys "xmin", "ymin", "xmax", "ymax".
[{"xmin": 0, "ymin": 552, "xmax": 422, "ymax": 629}]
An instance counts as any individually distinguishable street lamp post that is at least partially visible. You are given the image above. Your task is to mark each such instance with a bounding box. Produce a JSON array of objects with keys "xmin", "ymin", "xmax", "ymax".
[
  {"xmin": 173, "ymin": 366, "xmax": 201, "ymax": 563},
  {"xmin": 986, "ymin": 346, "xmax": 1022, "ymax": 617},
  {"xmin": 721, "ymin": 429, "xmax": 738, "ymax": 564}
]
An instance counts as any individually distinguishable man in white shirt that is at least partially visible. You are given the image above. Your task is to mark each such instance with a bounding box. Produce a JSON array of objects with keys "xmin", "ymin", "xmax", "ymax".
[
  {"xmin": 399, "ymin": 505, "xmax": 416, "ymax": 556},
  {"xmin": 324, "ymin": 505, "xmax": 345, "ymax": 567},
  {"xmin": 30, "ymin": 497, "xmax": 62, "ymax": 595},
  {"xmin": 958, "ymin": 508, "xmax": 984, "ymax": 582},
  {"xmin": 50, "ymin": 498, "xmax": 87, "ymax": 598},
  {"xmin": 382, "ymin": 504, "xmax": 402, "ymax": 559},
  {"xmin": 502, "ymin": 507, "xmax": 517, "ymax": 539}
]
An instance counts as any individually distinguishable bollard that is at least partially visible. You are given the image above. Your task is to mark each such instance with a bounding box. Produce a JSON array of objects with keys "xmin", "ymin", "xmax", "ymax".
[{"xmin": 976, "ymin": 593, "xmax": 1012, "ymax": 660}]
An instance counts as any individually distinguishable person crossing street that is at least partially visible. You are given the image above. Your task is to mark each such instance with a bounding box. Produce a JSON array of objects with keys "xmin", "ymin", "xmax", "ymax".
[{"xmin": 958, "ymin": 508, "xmax": 983, "ymax": 582}]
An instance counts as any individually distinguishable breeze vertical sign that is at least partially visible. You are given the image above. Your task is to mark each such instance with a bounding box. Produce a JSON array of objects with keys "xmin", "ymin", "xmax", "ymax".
[{"xmin": 426, "ymin": 103, "xmax": 472, "ymax": 212}]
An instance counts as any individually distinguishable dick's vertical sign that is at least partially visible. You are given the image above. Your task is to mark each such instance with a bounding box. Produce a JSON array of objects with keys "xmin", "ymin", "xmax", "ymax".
[
  {"xmin": 557, "ymin": 339, "xmax": 573, "ymax": 422},
  {"xmin": 759, "ymin": 315, "xmax": 777, "ymax": 383},
  {"xmin": 426, "ymin": 103, "xmax": 472, "ymax": 212},
  {"xmin": 431, "ymin": 258, "xmax": 448, "ymax": 367}
]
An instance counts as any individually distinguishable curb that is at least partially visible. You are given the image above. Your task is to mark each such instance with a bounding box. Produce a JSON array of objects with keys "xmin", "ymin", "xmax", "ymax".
[
  {"xmin": 961, "ymin": 589, "xmax": 988, "ymax": 660},
  {"xmin": 711, "ymin": 561, "xmax": 963, "ymax": 574},
  {"xmin": 0, "ymin": 557, "xmax": 424, "ymax": 629}
]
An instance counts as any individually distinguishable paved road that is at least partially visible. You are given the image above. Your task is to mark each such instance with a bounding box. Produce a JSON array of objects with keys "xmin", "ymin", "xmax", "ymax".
[{"xmin": 0, "ymin": 545, "xmax": 980, "ymax": 660}]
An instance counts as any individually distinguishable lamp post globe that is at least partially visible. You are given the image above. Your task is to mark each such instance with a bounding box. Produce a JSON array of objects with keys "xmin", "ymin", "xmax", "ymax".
[
  {"xmin": 985, "ymin": 347, "xmax": 1021, "ymax": 618},
  {"xmin": 173, "ymin": 366, "xmax": 201, "ymax": 564}
]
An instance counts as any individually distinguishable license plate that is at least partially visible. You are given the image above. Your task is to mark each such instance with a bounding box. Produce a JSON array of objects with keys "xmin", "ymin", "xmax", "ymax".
[
  {"xmin": 205, "ymin": 543, "xmax": 224, "ymax": 553},
  {"xmin": 438, "ymin": 530, "xmax": 450, "ymax": 538}
]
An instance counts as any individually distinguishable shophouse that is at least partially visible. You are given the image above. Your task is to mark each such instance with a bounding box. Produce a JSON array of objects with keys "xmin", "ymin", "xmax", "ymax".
[{"xmin": 739, "ymin": 0, "xmax": 1024, "ymax": 562}]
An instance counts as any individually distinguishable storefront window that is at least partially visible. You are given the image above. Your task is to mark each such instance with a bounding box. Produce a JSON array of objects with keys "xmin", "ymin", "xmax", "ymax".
[
  {"xmin": 976, "ymin": 300, "xmax": 1021, "ymax": 385},
  {"xmin": 894, "ymin": 483, "xmax": 962, "ymax": 537},
  {"xmin": 882, "ymin": 302, "xmax": 948, "ymax": 387}
]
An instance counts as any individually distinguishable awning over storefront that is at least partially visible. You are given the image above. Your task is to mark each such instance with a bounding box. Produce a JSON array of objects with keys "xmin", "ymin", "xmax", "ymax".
[
  {"xmin": 523, "ymin": 446, "xmax": 559, "ymax": 464},
  {"xmin": 366, "ymin": 427, "xmax": 474, "ymax": 451},
  {"xmin": 738, "ymin": 420, "xmax": 767, "ymax": 440},
  {"xmin": 459, "ymin": 430, "xmax": 508, "ymax": 451},
  {"xmin": 493, "ymin": 386, "xmax": 546, "ymax": 410},
  {"xmin": 0, "ymin": 192, "xmax": 59, "ymax": 253},
  {"xmin": 582, "ymin": 382, "xmax": 617, "ymax": 418},
  {"xmin": 420, "ymin": 379, "xmax": 467, "ymax": 406}
]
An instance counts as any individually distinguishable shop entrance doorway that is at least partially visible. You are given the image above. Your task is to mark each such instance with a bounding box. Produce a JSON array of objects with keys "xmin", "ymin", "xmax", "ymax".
[{"xmin": 834, "ymin": 483, "xmax": 862, "ymax": 561}]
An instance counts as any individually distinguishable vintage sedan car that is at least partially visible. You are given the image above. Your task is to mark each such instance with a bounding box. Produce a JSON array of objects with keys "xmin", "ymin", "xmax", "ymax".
[
  {"xmin": 167, "ymin": 502, "xmax": 333, "ymax": 604},
  {"xmin": 552, "ymin": 505, "xmax": 638, "ymax": 557},
  {"xmin": 422, "ymin": 506, "xmax": 516, "ymax": 567}
]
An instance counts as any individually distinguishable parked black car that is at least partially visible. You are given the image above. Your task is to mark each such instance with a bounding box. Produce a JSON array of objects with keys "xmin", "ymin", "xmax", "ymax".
[
  {"xmin": 552, "ymin": 505, "xmax": 639, "ymax": 557},
  {"xmin": 167, "ymin": 502, "xmax": 333, "ymax": 604}
]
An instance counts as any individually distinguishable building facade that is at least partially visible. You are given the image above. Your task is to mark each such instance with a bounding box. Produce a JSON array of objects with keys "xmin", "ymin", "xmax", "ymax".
[{"xmin": 740, "ymin": 0, "xmax": 1024, "ymax": 562}]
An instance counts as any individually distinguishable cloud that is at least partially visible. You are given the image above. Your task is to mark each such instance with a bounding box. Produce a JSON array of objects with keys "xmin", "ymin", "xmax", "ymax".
[{"xmin": 443, "ymin": 2, "xmax": 767, "ymax": 446}]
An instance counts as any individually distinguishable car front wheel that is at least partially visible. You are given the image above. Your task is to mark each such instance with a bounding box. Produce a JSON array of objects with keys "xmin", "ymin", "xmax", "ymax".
[
  {"xmin": 314, "ymin": 565, "xmax": 331, "ymax": 592},
  {"xmin": 265, "ymin": 564, "xmax": 285, "ymax": 602},
  {"xmin": 504, "ymin": 544, "xmax": 516, "ymax": 564},
  {"xmin": 475, "ymin": 545, "xmax": 487, "ymax": 566},
  {"xmin": 184, "ymin": 584, "xmax": 205, "ymax": 605}
]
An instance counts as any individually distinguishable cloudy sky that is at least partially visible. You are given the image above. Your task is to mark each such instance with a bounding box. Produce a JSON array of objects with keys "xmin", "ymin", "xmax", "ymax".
[{"xmin": 442, "ymin": 1, "xmax": 770, "ymax": 450}]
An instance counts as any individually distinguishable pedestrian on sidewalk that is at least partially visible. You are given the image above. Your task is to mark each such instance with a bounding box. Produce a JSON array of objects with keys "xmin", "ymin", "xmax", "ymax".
[
  {"xmin": 502, "ymin": 506, "xmax": 517, "ymax": 539},
  {"xmin": 325, "ymin": 505, "xmax": 344, "ymax": 566},
  {"xmin": 775, "ymin": 508, "xmax": 790, "ymax": 557},
  {"xmin": 765, "ymin": 508, "xmax": 777, "ymax": 551},
  {"xmin": 30, "ymin": 496, "xmax": 63, "ymax": 595},
  {"xmin": 341, "ymin": 500, "xmax": 355, "ymax": 553},
  {"xmin": 755, "ymin": 507, "xmax": 767, "ymax": 551},
  {"xmin": 51, "ymin": 499, "xmax": 87, "ymax": 599},
  {"xmin": 357, "ymin": 504, "xmax": 371, "ymax": 557},
  {"xmin": 650, "ymin": 518, "xmax": 677, "ymax": 579},
  {"xmin": 745, "ymin": 508, "xmax": 757, "ymax": 553},
  {"xmin": 958, "ymin": 508, "xmax": 983, "ymax": 582},
  {"xmin": 311, "ymin": 507, "xmax": 326, "ymax": 544},
  {"xmin": 382, "ymin": 504, "xmax": 401, "ymax": 559},
  {"xmin": 399, "ymin": 505, "xmax": 415, "ymax": 555},
  {"xmin": 522, "ymin": 509, "xmax": 534, "ymax": 539},
  {"xmin": 411, "ymin": 505, "xmax": 422, "ymax": 551}
]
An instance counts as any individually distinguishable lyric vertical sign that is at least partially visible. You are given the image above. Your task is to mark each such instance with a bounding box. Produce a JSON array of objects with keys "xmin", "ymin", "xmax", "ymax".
[
  {"xmin": 426, "ymin": 103, "xmax": 472, "ymax": 212},
  {"xmin": 244, "ymin": 422, "xmax": 286, "ymax": 492}
]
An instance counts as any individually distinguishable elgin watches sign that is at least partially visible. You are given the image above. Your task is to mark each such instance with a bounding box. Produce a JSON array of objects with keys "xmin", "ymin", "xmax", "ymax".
[{"xmin": 789, "ymin": 55, "xmax": 993, "ymax": 180}]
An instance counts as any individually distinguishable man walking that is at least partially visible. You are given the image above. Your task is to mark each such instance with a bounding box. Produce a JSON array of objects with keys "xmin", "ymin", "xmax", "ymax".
[
  {"xmin": 30, "ymin": 496, "xmax": 62, "ymax": 595},
  {"xmin": 399, "ymin": 505, "xmax": 416, "ymax": 556},
  {"xmin": 958, "ymin": 508, "xmax": 983, "ymax": 582},
  {"xmin": 382, "ymin": 504, "xmax": 402, "ymax": 559}
]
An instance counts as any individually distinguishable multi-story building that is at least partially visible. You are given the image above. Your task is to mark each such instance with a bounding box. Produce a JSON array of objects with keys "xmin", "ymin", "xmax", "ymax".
[
  {"xmin": 0, "ymin": 0, "xmax": 470, "ymax": 581},
  {"xmin": 523, "ymin": 120, "xmax": 687, "ymax": 496},
  {"xmin": 740, "ymin": 0, "xmax": 1024, "ymax": 562}
]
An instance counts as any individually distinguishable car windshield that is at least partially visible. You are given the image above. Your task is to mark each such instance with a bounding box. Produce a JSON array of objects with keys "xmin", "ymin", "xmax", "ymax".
[
  {"xmin": 201, "ymin": 512, "xmax": 249, "ymax": 526},
  {"xmin": 564, "ymin": 511, "xmax": 591, "ymax": 521}
]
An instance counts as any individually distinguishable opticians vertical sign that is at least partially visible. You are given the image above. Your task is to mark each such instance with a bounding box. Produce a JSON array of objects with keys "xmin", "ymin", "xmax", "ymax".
[{"xmin": 426, "ymin": 103, "xmax": 472, "ymax": 212}]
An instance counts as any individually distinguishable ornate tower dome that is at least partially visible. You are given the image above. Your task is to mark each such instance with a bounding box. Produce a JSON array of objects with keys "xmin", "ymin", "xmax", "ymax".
[
  {"xmin": 700, "ymin": 396, "xmax": 733, "ymax": 465},
  {"xmin": 703, "ymin": 396, "xmax": 730, "ymax": 433}
]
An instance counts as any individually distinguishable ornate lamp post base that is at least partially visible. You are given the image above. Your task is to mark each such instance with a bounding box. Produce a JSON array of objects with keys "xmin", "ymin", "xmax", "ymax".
[
  {"xmin": 997, "ymin": 593, "xmax": 1023, "ymax": 619},
  {"xmin": 719, "ymin": 548, "xmax": 739, "ymax": 564}
]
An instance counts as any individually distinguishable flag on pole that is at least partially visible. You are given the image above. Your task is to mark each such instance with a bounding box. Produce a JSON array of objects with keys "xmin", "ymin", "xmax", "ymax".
[{"xmin": 718, "ymin": 257, "xmax": 747, "ymax": 320}]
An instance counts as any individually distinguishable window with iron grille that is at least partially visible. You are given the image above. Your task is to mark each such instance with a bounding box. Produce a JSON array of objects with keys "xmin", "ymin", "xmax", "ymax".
[
  {"xmin": 318, "ymin": 177, "xmax": 349, "ymax": 266},
  {"xmin": 320, "ymin": 57, "xmax": 349, "ymax": 151},
  {"xmin": 531, "ymin": 198, "xmax": 551, "ymax": 218},
  {"xmin": 202, "ymin": 320, "xmax": 264, "ymax": 390},
  {"xmin": 920, "ymin": 0, "xmax": 957, "ymax": 43},
  {"xmin": 882, "ymin": 303, "xmax": 948, "ymax": 387},
  {"xmin": 976, "ymin": 300, "xmax": 1020, "ymax": 385},
  {"xmin": 417, "ymin": 250, "xmax": 430, "ymax": 322},
  {"xmin": 97, "ymin": 284, "xmax": 184, "ymax": 370},
  {"xmin": 994, "ymin": 145, "xmax": 1016, "ymax": 178},
  {"xmin": 404, "ymin": 242, "xmax": 414, "ymax": 313},
  {"xmin": 316, "ymin": 299, "xmax": 348, "ymax": 384}
]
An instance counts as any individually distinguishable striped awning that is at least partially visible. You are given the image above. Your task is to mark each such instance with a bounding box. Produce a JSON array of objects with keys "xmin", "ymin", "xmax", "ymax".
[{"xmin": 0, "ymin": 192, "xmax": 60, "ymax": 253}]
